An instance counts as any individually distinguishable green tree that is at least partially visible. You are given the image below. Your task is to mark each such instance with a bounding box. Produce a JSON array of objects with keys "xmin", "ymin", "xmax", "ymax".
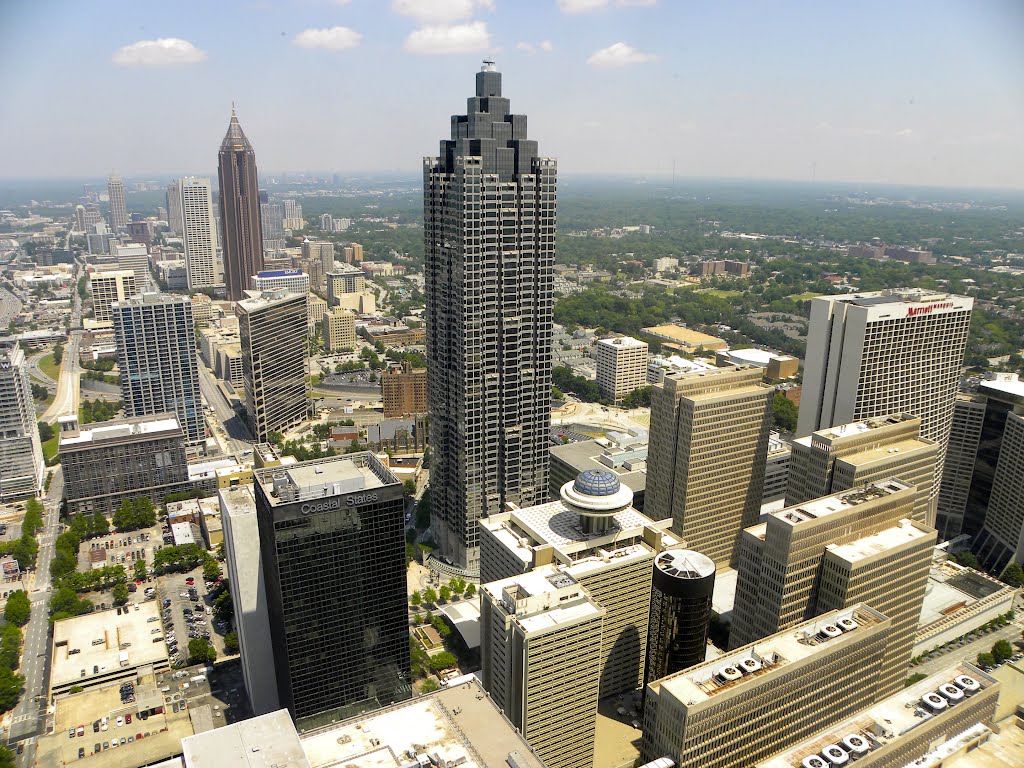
[
  {"xmin": 0, "ymin": 666, "xmax": 24, "ymax": 714},
  {"xmin": 47, "ymin": 585, "xmax": 93, "ymax": 622},
  {"xmin": 438, "ymin": 585, "xmax": 451, "ymax": 602},
  {"xmin": 203, "ymin": 559, "xmax": 221, "ymax": 582},
  {"xmin": 267, "ymin": 431, "xmax": 284, "ymax": 446},
  {"xmin": 188, "ymin": 638, "xmax": 217, "ymax": 665},
  {"xmin": 224, "ymin": 631, "xmax": 239, "ymax": 654},
  {"xmin": 409, "ymin": 591, "xmax": 422, "ymax": 608},
  {"xmin": 3, "ymin": 590, "xmax": 30, "ymax": 627},
  {"xmin": 403, "ymin": 479, "xmax": 416, "ymax": 496},
  {"xmin": 1000, "ymin": 561, "xmax": 1024, "ymax": 588},
  {"xmin": 420, "ymin": 677, "xmax": 439, "ymax": 693},
  {"xmin": 992, "ymin": 639, "xmax": 1014, "ymax": 662},
  {"xmin": 448, "ymin": 577, "xmax": 465, "ymax": 595},
  {"xmin": 953, "ymin": 551, "xmax": 980, "ymax": 569},
  {"xmin": 621, "ymin": 385, "xmax": 653, "ymax": 408},
  {"xmin": 464, "ymin": 583, "xmax": 476, "ymax": 598},
  {"xmin": 111, "ymin": 583, "xmax": 129, "ymax": 605},
  {"xmin": 37, "ymin": 421, "xmax": 55, "ymax": 443},
  {"xmin": 905, "ymin": 672, "xmax": 928, "ymax": 688},
  {"xmin": 977, "ymin": 651, "xmax": 996, "ymax": 668},
  {"xmin": 422, "ymin": 587, "xmax": 438, "ymax": 606},
  {"xmin": 772, "ymin": 392, "xmax": 799, "ymax": 432},
  {"xmin": 0, "ymin": 744, "xmax": 16, "ymax": 768},
  {"xmin": 429, "ymin": 651, "xmax": 458, "ymax": 672},
  {"xmin": 52, "ymin": 343, "xmax": 64, "ymax": 365},
  {"xmin": 213, "ymin": 590, "xmax": 234, "ymax": 622},
  {"xmin": 0, "ymin": 625, "xmax": 22, "ymax": 670},
  {"xmin": 133, "ymin": 559, "xmax": 148, "ymax": 581}
]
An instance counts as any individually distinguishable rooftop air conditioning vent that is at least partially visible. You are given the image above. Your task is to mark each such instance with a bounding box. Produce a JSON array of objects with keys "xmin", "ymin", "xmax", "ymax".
[
  {"xmin": 821, "ymin": 744, "xmax": 849, "ymax": 765},
  {"xmin": 715, "ymin": 665, "xmax": 743, "ymax": 683},
  {"xmin": 921, "ymin": 692, "xmax": 947, "ymax": 711},
  {"xmin": 938, "ymin": 683, "xmax": 964, "ymax": 702},
  {"xmin": 802, "ymin": 757, "xmax": 829, "ymax": 768},
  {"xmin": 740, "ymin": 658, "xmax": 762, "ymax": 674},
  {"xmin": 836, "ymin": 617, "xmax": 859, "ymax": 632},
  {"xmin": 954, "ymin": 675, "xmax": 980, "ymax": 693},
  {"xmin": 819, "ymin": 625, "xmax": 843, "ymax": 640},
  {"xmin": 842, "ymin": 734, "xmax": 870, "ymax": 754}
]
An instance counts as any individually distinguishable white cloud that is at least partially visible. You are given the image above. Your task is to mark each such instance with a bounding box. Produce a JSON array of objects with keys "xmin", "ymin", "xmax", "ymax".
[
  {"xmin": 404, "ymin": 21, "xmax": 491, "ymax": 54},
  {"xmin": 111, "ymin": 38, "xmax": 207, "ymax": 67},
  {"xmin": 292, "ymin": 26, "xmax": 362, "ymax": 50},
  {"xmin": 558, "ymin": 0, "xmax": 655, "ymax": 13},
  {"xmin": 517, "ymin": 42, "xmax": 535, "ymax": 53},
  {"xmin": 517, "ymin": 39, "xmax": 554, "ymax": 54},
  {"xmin": 392, "ymin": 0, "xmax": 493, "ymax": 23},
  {"xmin": 539, "ymin": 40, "xmax": 554, "ymax": 52},
  {"xmin": 586, "ymin": 42, "xmax": 656, "ymax": 68}
]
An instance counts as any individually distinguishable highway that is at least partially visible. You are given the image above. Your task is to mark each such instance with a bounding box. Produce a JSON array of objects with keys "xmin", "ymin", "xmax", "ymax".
[
  {"xmin": 11, "ymin": 469, "xmax": 65, "ymax": 766},
  {"xmin": 195, "ymin": 353, "xmax": 254, "ymax": 455},
  {"xmin": 0, "ymin": 287, "xmax": 21, "ymax": 328},
  {"xmin": 41, "ymin": 253, "xmax": 85, "ymax": 424}
]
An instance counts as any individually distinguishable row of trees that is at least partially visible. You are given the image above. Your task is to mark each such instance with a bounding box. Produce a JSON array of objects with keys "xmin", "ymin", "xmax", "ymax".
[
  {"xmin": 410, "ymin": 579, "xmax": 476, "ymax": 609},
  {"xmin": 977, "ymin": 638, "xmax": 1016, "ymax": 669},
  {"xmin": 152, "ymin": 543, "xmax": 219, "ymax": 581},
  {"xmin": 79, "ymin": 399, "xmax": 120, "ymax": 425},
  {"xmin": 113, "ymin": 497, "xmax": 157, "ymax": 532},
  {"xmin": 0, "ymin": 498, "xmax": 43, "ymax": 571}
]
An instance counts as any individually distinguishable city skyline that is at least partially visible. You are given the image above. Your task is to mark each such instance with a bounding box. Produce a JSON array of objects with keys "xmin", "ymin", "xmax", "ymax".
[{"xmin": 1, "ymin": 1, "xmax": 1022, "ymax": 188}]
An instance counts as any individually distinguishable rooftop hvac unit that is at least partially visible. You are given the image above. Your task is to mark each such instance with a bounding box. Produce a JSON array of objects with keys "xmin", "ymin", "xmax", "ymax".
[
  {"xmin": 801, "ymin": 757, "xmax": 829, "ymax": 768},
  {"xmin": 836, "ymin": 617, "xmax": 859, "ymax": 632},
  {"xmin": 938, "ymin": 683, "xmax": 965, "ymax": 702},
  {"xmin": 819, "ymin": 624, "xmax": 843, "ymax": 640},
  {"xmin": 954, "ymin": 675, "xmax": 980, "ymax": 693},
  {"xmin": 821, "ymin": 744, "xmax": 849, "ymax": 765},
  {"xmin": 715, "ymin": 665, "xmax": 743, "ymax": 683},
  {"xmin": 740, "ymin": 658, "xmax": 762, "ymax": 673},
  {"xmin": 841, "ymin": 734, "xmax": 870, "ymax": 755},
  {"xmin": 921, "ymin": 692, "xmax": 947, "ymax": 711}
]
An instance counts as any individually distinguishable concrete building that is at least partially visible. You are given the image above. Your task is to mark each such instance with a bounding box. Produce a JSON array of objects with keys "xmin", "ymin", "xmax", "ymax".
[
  {"xmin": 936, "ymin": 394, "xmax": 986, "ymax": 540},
  {"xmin": 237, "ymin": 290, "xmax": 309, "ymax": 442},
  {"xmin": 251, "ymin": 269, "xmax": 310, "ymax": 296},
  {"xmin": 166, "ymin": 179, "xmax": 183, "ymax": 234},
  {"xmin": 0, "ymin": 341, "xmax": 44, "ymax": 501},
  {"xmin": 218, "ymin": 108, "xmax": 265, "ymax": 301},
  {"xmin": 110, "ymin": 242, "xmax": 150, "ymax": 285},
  {"xmin": 730, "ymin": 481, "xmax": 936, "ymax": 699},
  {"xmin": 645, "ymin": 365, "xmax": 773, "ymax": 565},
  {"xmin": 641, "ymin": 605, "xmax": 892, "ymax": 768},
  {"xmin": 179, "ymin": 176, "xmax": 221, "ymax": 289},
  {"xmin": 974, "ymin": 412, "xmax": 1024, "ymax": 570},
  {"xmin": 595, "ymin": 336, "xmax": 649, "ymax": 402},
  {"xmin": 112, "ymin": 293, "xmax": 205, "ymax": 444},
  {"xmin": 58, "ymin": 413, "xmax": 190, "ymax": 515},
  {"xmin": 89, "ymin": 268, "xmax": 137, "ymax": 323},
  {"xmin": 763, "ymin": 431, "xmax": 791, "ymax": 504},
  {"xmin": 219, "ymin": 484, "xmax": 279, "ymax": 715},
  {"xmin": 756, "ymin": 663, "xmax": 998, "ymax": 768},
  {"xmin": 331, "ymin": 290, "xmax": 376, "ymax": 315},
  {"xmin": 107, "ymin": 174, "xmax": 128, "ymax": 230},
  {"xmin": 341, "ymin": 242, "xmax": 363, "ymax": 264},
  {"xmin": 797, "ymin": 290, "xmax": 973, "ymax": 523},
  {"xmin": 653, "ymin": 256, "xmax": 678, "ymax": 273},
  {"xmin": 786, "ymin": 414, "xmax": 939, "ymax": 524},
  {"xmin": 381, "ymin": 361, "xmax": 427, "ymax": 418},
  {"xmin": 480, "ymin": 569, "xmax": 604, "ymax": 768},
  {"xmin": 306, "ymin": 293, "xmax": 328, "ymax": 334},
  {"xmin": 715, "ymin": 348, "xmax": 799, "ymax": 380},
  {"xmin": 647, "ymin": 354, "xmax": 717, "ymax": 385},
  {"xmin": 325, "ymin": 265, "xmax": 365, "ymax": 305},
  {"xmin": 549, "ymin": 434, "xmax": 647, "ymax": 510},
  {"xmin": 75, "ymin": 202, "xmax": 102, "ymax": 233},
  {"xmin": 253, "ymin": 454, "xmax": 411, "ymax": 725},
  {"xmin": 425, "ymin": 63, "xmax": 555, "ymax": 573},
  {"xmin": 302, "ymin": 240, "xmax": 334, "ymax": 277},
  {"xmin": 641, "ymin": 324, "xmax": 728, "ymax": 354},
  {"xmin": 320, "ymin": 308, "xmax": 356, "ymax": 352},
  {"xmin": 481, "ymin": 468, "xmax": 681, "ymax": 699}
]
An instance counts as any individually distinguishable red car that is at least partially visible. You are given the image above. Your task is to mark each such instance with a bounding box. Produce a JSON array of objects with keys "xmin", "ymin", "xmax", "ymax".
[
  {"xmin": 126, "ymin": 714, "xmax": 132, "ymax": 724},
  {"xmin": 185, "ymin": 577, "xmax": 194, "ymax": 585}
]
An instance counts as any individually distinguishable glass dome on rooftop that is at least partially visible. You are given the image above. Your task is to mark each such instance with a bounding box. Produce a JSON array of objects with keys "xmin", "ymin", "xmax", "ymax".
[{"xmin": 573, "ymin": 468, "xmax": 621, "ymax": 497}]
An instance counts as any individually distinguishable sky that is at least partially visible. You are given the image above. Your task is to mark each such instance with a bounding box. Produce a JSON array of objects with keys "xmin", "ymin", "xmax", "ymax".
[{"xmin": 1, "ymin": 0, "xmax": 1023, "ymax": 188}]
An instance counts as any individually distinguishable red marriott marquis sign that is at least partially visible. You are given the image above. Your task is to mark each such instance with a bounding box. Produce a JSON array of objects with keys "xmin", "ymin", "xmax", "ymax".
[{"xmin": 907, "ymin": 301, "xmax": 955, "ymax": 317}]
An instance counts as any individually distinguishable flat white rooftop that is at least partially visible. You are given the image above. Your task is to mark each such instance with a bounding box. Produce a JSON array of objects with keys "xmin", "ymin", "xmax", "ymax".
[
  {"xmin": 598, "ymin": 335, "xmax": 647, "ymax": 349},
  {"xmin": 254, "ymin": 454, "xmax": 394, "ymax": 505},
  {"xmin": 60, "ymin": 415, "xmax": 181, "ymax": 446},
  {"xmin": 825, "ymin": 519, "xmax": 930, "ymax": 563},
  {"xmin": 181, "ymin": 709, "xmax": 309, "ymax": 768},
  {"xmin": 979, "ymin": 377, "xmax": 1024, "ymax": 400},
  {"xmin": 767, "ymin": 480, "xmax": 913, "ymax": 528}
]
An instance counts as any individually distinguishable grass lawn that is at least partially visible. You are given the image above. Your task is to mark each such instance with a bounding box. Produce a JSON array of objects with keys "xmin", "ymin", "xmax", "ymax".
[
  {"xmin": 787, "ymin": 291, "xmax": 820, "ymax": 301},
  {"xmin": 697, "ymin": 288, "xmax": 743, "ymax": 298},
  {"xmin": 37, "ymin": 352, "xmax": 61, "ymax": 381},
  {"xmin": 42, "ymin": 434, "xmax": 59, "ymax": 462}
]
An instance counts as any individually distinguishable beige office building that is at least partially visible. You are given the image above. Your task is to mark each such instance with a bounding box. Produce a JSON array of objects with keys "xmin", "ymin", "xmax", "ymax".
[
  {"xmin": 757, "ymin": 662, "xmax": 998, "ymax": 768},
  {"xmin": 342, "ymin": 242, "xmax": 363, "ymax": 263},
  {"xmin": 326, "ymin": 266, "xmax": 365, "ymax": 305},
  {"xmin": 480, "ymin": 468, "xmax": 680, "ymax": 697},
  {"xmin": 730, "ymin": 480, "xmax": 935, "ymax": 699},
  {"xmin": 381, "ymin": 361, "xmax": 427, "ymax": 417},
  {"xmin": 642, "ymin": 605, "xmax": 892, "ymax": 768},
  {"xmin": 786, "ymin": 413, "xmax": 939, "ymax": 525},
  {"xmin": 89, "ymin": 269, "xmax": 137, "ymax": 323},
  {"xmin": 238, "ymin": 290, "xmax": 309, "ymax": 442},
  {"xmin": 111, "ymin": 242, "xmax": 150, "ymax": 285},
  {"xmin": 645, "ymin": 365, "xmax": 773, "ymax": 565},
  {"xmin": 306, "ymin": 293, "xmax": 328, "ymax": 333},
  {"xmin": 480, "ymin": 568, "xmax": 604, "ymax": 768},
  {"xmin": 321, "ymin": 309, "xmax": 356, "ymax": 352},
  {"xmin": 595, "ymin": 335, "xmax": 648, "ymax": 402}
]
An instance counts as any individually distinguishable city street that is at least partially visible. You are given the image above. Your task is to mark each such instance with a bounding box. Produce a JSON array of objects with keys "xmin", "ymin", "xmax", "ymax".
[
  {"xmin": 41, "ymin": 330, "xmax": 82, "ymax": 424},
  {"xmin": 911, "ymin": 617, "xmax": 1024, "ymax": 680},
  {"xmin": 0, "ymin": 287, "xmax": 22, "ymax": 328},
  {"xmin": 10, "ymin": 468, "xmax": 65, "ymax": 767},
  {"xmin": 195, "ymin": 354, "xmax": 253, "ymax": 454}
]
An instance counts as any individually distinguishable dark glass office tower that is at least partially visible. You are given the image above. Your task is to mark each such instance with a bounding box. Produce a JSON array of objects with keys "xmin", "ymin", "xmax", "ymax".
[
  {"xmin": 218, "ymin": 108, "xmax": 264, "ymax": 301},
  {"xmin": 254, "ymin": 453, "xmax": 411, "ymax": 726},
  {"xmin": 424, "ymin": 62, "xmax": 556, "ymax": 574}
]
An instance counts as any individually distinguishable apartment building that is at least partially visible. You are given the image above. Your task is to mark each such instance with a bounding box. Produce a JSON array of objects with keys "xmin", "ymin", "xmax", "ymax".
[
  {"xmin": 381, "ymin": 361, "xmax": 427, "ymax": 418},
  {"xmin": 595, "ymin": 336, "xmax": 649, "ymax": 402},
  {"xmin": 89, "ymin": 269, "xmax": 137, "ymax": 323},
  {"xmin": 321, "ymin": 309, "xmax": 356, "ymax": 352},
  {"xmin": 0, "ymin": 341, "xmax": 44, "ymax": 501}
]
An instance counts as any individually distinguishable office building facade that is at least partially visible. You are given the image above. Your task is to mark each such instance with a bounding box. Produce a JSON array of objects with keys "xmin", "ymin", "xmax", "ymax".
[
  {"xmin": 218, "ymin": 109, "xmax": 265, "ymax": 301},
  {"xmin": 179, "ymin": 176, "xmax": 221, "ymax": 289},
  {"xmin": 425, "ymin": 63, "xmax": 556, "ymax": 572},
  {"xmin": 111, "ymin": 242, "xmax": 150, "ymax": 285},
  {"xmin": 645, "ymin": 365, "xmax": 773, "ymax": 565},
  {"xmin": 107, "ymin": 175, "xmax": 128, "ymax": 230},
  {"xmin": 786, "ymin": 413, "xmax": 938, "ymax": 525},
  {"xmin": 112, "ymin": 293, "xmax": 205, "ymax": 444},
  {"xmin": 974, "ymin": 412, "xmax": 1024, "ymax": 570},
  {"xmin": 325, "ymin": 266, "xmax": 365, "ymax": 305},
  {"xmin": 480, "ymin": 569, "xmax": 604, "ymax": 768},
  {"xmin": 321, "ymin": 309, "xmax": 356, "ymax": 352},
  {"xmin": 595, "ymin": 335, "xmax": 649, "ymax": 402},
  {"xmin": 381, "ymin": 361, "xmax": 427, "ymax": 418},
  {"xmin": 238, "ymin": 290, "xmax": 309, "ymax": 442},
  {"xmin": 642, "ymin": 605, "xmax": 892, "ymax": 768},
  {"xmin": 166, "ymin": 180, "xmax": 183, "ymax": 234},
  {"xmin": 58, "ymin": 413, "xmax": 190, "ymax": 515},
  {"xmin": 89, "ymin": 269, "xmax": 137, "ymax": 323},
  {"xmin": 251, "ymin": 269, "xmax": 309, "ymax": 296},
  {"xmin": 253, "ymin": 454, "xmax": 411, "ymax": 724},
  {"xmin": 798, "ymin": 290, "xmax": 973, "ymax": 524},
  {"xmin": 936, "ymin": 394, "xmax": 986, "ymax": 539},
  {"xmin": 0, "ymin": 342, "xmax": 45, "ymax": 501}
]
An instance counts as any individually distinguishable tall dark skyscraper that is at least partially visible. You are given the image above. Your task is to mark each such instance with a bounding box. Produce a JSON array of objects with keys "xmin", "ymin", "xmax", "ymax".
[
  {"xmin": 424, "ymin": 62, "xmax": 556, "ymax": 574},
  {"xmin": 218, "ymin": 107, "xmax": 264, "ymax": 301}
]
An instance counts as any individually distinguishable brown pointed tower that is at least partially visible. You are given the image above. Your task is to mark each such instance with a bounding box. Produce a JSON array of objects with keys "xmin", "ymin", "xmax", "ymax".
[{"xmin": 218, "ymin": 107, "xmax": 265, "ymax": 301}]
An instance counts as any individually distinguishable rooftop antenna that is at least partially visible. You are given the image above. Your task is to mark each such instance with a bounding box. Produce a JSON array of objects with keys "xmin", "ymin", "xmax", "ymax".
[{"xmin": 482, "ymin": 59, "xmax": 496, "ymax": 72}]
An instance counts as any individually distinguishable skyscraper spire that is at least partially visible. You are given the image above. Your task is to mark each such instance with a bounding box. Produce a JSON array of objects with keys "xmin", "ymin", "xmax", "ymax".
[{"xmin": 218, "ymin": 107, "xmax": 264, "ymax": 301}]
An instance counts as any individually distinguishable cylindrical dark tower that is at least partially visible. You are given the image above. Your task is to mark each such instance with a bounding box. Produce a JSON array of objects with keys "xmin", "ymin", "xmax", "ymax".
[{"xmin": 644, "ymin": 549, "xmax": 716, "ymax": 687}]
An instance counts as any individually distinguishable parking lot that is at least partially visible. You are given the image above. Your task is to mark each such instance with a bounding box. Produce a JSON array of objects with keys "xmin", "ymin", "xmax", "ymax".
[
  {"xmin": 155, "ymin": 564, "xmax": 231, "ymax": 664},
  {"xmin": 78, "ymin": 525, "xmax": 160, "ymax": 574}
]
